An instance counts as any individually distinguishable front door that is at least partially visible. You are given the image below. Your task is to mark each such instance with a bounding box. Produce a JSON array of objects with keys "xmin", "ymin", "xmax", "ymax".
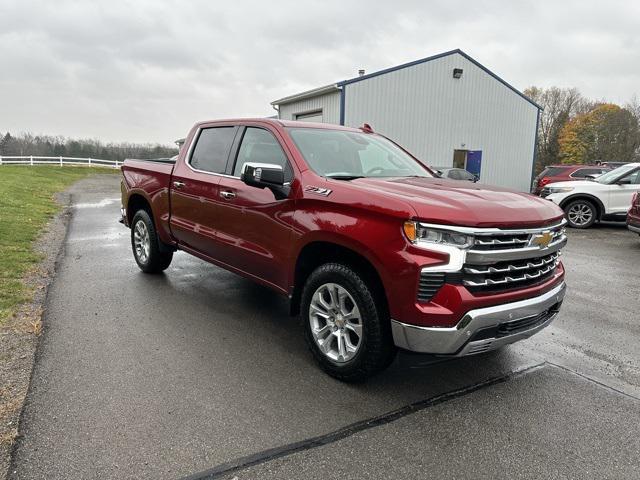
[
  {"xmin": 214, "ymin": 126, "xmax": 296, "ymax": 291},
  {"xmin": 608, "ymin": 167, "xmax": 640, "ymax": 214}
]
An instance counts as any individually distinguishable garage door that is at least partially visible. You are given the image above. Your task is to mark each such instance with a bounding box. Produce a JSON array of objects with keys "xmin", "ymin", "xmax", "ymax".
[{"xmin": 295, "ymin": 110, "xmax": 323, "ymax": 122}]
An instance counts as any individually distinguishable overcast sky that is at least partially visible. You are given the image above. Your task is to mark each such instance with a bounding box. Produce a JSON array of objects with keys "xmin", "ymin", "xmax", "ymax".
[{"xmin": 1, "ymin": 0, "xmax": 638, "ymax": 144}]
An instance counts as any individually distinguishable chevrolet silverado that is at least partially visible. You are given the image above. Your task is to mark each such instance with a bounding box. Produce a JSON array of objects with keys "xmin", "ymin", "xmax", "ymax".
[{"xmin": 120, "ymin": 119, "xmax": 568, "ymax": 381}]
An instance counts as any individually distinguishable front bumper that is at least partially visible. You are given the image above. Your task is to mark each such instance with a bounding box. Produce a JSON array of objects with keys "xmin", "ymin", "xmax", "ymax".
[
  {"xmin": 391, "ymin": 281, "xmax": 566, "ymax": 355},
  {"xmin": 628, "ymin": 215, "xmax": 640, "ymax": 233}
]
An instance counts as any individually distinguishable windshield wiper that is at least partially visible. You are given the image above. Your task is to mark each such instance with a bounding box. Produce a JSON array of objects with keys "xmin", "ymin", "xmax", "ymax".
[{"xmin": 325, "ymin": 174, "xmax": 365, "ymax": 181}]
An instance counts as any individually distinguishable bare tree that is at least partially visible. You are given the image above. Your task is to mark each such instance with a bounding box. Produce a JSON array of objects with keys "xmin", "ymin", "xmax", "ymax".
[{"xmin": 525, "ymin": 86, "xmax": 587, "ymax": 170}]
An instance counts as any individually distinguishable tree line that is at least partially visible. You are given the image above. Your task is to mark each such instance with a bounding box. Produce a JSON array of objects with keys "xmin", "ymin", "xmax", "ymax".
[
  {"xmin": 0, "ymin": 132, "xmax": 178, "ymax": 162},
  {"xmin": 524, "ymin": 87, "xmax": 640, "ymax": 170}
]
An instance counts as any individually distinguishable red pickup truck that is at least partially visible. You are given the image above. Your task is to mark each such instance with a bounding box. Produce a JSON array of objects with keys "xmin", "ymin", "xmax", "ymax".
[{"xmin": 120, "ymin": 119, "xmax": 567, "ymax": 381}]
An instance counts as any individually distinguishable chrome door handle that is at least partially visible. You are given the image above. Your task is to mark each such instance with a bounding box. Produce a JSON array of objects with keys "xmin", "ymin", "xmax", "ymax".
[
  {"xmin": 220, "ymin": 190, "xmax": 236, "ymax": 199},
  {"xmin": 173, "ymin": 181, "xmax": 185, "ymax": 189}
]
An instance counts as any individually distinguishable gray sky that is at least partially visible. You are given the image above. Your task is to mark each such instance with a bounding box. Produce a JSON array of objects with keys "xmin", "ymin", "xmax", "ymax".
[{"xmin": 1, "ymin": 0, "xmax": 638, "ymax": 145}]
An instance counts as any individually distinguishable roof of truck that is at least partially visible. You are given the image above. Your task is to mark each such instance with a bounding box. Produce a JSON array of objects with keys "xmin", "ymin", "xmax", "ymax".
[{"xmin": 192, "ymin": 118, "xmax": 363, "ymax": 132}]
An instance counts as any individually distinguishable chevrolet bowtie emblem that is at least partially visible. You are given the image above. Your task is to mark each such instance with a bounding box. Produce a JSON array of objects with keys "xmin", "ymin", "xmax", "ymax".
[{"xmin": 530, "ymin": 231, "xmax": 553, "ymax": 249}]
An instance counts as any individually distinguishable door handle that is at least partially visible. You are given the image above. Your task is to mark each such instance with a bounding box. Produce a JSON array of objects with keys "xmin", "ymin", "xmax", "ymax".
[
  {"xmin": 173, "ymin": 181, "xmax": 186, "ymax": 189},
  {"xmin": 220, "ymin": 190, "xmax": 236, "ymax": 199}
]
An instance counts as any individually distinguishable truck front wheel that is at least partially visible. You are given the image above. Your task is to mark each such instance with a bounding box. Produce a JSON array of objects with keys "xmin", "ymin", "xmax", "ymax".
[
  {"xmin": 301, "ymin": 263, "xmax": 396, "ymax": 382},
  {"xmin": 131, "ymin": 210, "xmax": 173, "ymax": 273}
]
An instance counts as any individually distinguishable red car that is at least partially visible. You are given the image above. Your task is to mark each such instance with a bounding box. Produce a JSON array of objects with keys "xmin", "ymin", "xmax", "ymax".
[
  {"xmin": 120, "ymin": 119, "xmax": 567, "ymax": 381},
  {"xmin": 628, "ymin": 192, "xmax": 640, "ymax": 236},
  {"xmin": 532, "ymin": 165, "xmax": 610, "ymax": 195}
]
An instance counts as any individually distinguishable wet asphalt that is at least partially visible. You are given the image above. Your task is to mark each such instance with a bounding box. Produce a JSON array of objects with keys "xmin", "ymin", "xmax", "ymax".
[{"xmin": 8, "ymin": 176, "xmax": 640, "ymax": 479}]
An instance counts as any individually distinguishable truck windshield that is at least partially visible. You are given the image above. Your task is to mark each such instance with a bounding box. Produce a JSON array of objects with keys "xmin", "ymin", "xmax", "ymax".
[{"xmin": 288, "ymin": 128, "xmax": 433, "ymax": 179}]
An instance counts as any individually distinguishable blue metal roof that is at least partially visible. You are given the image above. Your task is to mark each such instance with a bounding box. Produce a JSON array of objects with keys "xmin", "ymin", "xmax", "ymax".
[{"xmin": 337, "ymin": 49, "xmax": 542, "ymax": 110}]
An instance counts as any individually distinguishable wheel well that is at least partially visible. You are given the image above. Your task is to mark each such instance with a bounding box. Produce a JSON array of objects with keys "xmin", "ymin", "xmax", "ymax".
[
  {"xmin": 559, "ymin": 195, "xmax": 604, "ymax": 219},
  {"xmin": 127, "ymin": 194, "xmax": 152, "ymax": 225},
  {"xmin": 290, "ymin": 241, "xmax": 388, "ymax": 317}
]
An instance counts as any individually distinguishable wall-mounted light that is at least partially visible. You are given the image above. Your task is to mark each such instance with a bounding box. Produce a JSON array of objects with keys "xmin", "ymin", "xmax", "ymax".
[{"xmin": 453, "ymin": 68, "xmax": 463, "ymax": 79}]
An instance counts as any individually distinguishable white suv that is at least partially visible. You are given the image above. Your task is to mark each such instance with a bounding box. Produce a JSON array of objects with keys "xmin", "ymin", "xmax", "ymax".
[{"xmin": 542, "ymin": 163, "xmax": 640, "ymax": 228}]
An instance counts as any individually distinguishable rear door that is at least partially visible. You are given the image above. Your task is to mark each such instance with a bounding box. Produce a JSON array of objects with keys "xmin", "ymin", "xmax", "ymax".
[
  {"xmin": 169, "ymin": 124, "xmax": 238, "ymax": 255},
  {"xmin": 214, "ymin": 125, "xmax": 296, "ymax": 291}
]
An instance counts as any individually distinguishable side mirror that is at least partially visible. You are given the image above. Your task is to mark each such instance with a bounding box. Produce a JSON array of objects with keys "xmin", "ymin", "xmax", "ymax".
[
  {"xmin": 472, "ymin": 175, "xmax": 479, "ymax": 183},
  {"xmin": 617, "ymin": 178, "xmax": 632, "ymax": 185},
  {"xmin": 241, "ymin": 162, "xmax": 290, "ymax": 199}
]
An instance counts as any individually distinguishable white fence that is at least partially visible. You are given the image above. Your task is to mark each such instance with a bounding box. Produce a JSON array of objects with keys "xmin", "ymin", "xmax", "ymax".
[{"xmin": 0, "ymin": 155, "xmax": 121, "ymax": 168}]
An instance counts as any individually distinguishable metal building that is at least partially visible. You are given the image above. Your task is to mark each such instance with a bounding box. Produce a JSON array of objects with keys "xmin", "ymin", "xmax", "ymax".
[{"xmin": 271, "ymin": 49, "xmax": 541, "ymax": 191}]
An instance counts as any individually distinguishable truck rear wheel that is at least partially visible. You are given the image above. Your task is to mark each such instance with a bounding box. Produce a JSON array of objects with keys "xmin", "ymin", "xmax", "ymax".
[
  {"xmin": 131, "ymin": 210, "xmax": 173, "ymax": 273},
  {"xmin": 301, "ymin": 263, "xmax": 396, "ymax": 382}
]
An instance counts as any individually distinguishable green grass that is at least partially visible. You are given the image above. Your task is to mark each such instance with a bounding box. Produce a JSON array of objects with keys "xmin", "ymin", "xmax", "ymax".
[{"xmin": 0, "ymin": 166, "xmax": 118, "ymax": 325}]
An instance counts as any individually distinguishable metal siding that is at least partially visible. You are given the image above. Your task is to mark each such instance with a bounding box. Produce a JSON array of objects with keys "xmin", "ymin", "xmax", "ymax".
[
  {"xmin": 343, "ymin": 53, "xmax": 539, "ymax": 191},
  {"xmin": 278, "ymin": 91, "xmax": 341, "ymax": 125}
]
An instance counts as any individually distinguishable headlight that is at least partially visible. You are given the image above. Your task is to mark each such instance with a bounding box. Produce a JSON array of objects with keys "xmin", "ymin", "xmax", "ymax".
[
  {"xmin": 403, "ymin": 221, "xmax": 474, "ymax": 248},
  {"xmin": 548, "ymin": 186, "xmax": 574, "ymax": 193}
]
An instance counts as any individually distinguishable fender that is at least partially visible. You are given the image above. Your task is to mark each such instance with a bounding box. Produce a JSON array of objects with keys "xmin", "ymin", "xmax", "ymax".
[{"xmin": 559, "ymin": 193, "xmax": 606, "ymax": 218}]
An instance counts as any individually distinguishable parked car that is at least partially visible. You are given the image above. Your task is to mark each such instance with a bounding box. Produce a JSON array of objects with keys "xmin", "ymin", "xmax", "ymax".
[
  {"xmin": 431, "ymin": 166, "xmax": 478, "ymax": 182},
  {"xmin": 120, "ymin": 119, "xmax": 567, "ymax": 381},
  {"xmin": 531, "ymin": 165, "xmax": 610, "ymax": 195},
  {"xmin": 541, "ymin": 163, "xmax": 640, "ymax": 228},
  {"xmin": 627, "ymin": 192, "xmax": 640, "ymax": 237},
  {"xmin": 599, "ymin": 161, "xmax": 629, "ymax": 169}
]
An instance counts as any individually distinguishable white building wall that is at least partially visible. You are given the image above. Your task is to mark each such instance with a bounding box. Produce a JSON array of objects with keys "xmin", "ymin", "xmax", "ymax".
[
  {"xmin": 343, "ymin": 53, "xmax": 539, "ymax": 191},
  {"xmin": 278, "ymin": 91, "xmax": 341, "ymax": 124}
]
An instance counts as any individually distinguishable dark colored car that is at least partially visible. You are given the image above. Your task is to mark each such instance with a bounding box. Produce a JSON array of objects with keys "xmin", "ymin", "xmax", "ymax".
[
  {"xmin": 120, "ymin": 118, "xmax": 567, "ymax": 381},
  {"xmin": 628, "ymin": 192, "xmax": 640, "ymax": 237},
  {"xmin": 532, "ymin": 165, "xmax": 610, "ymax": 195},
  {"xmin": 432, "ymin": 167, "xmax": 478, "ymax": 182}
]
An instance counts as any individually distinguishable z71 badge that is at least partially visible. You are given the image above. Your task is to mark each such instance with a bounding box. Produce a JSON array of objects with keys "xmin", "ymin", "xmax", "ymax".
[{"xmin": 305, "ymin": 186, "xmax": 332, "ymax": 197}]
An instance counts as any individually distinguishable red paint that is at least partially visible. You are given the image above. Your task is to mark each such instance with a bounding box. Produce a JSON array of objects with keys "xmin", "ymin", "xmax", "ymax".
[
  {"xmin": 628, "ymin": 192, "xmax": 640, "ymax": 230},
  {"xmin": 121, "ymin": 119, "xmax": 566, "ymax": 328}
]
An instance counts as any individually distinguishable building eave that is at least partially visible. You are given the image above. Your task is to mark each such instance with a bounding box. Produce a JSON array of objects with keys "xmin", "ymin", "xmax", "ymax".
[{"xmin": 271, "ymin": 83, "xmax": 340, "ymax": 106}]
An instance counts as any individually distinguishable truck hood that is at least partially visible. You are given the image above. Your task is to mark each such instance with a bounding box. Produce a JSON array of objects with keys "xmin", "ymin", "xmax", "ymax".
[{"xmin": 345, "ymin": 177, "xmax": 564, "ymax": 228}]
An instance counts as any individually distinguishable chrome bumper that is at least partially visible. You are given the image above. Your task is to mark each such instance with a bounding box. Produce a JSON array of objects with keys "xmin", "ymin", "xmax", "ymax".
[
  {"xmin": 628, "ymin": 223, "xmax": 640, "ymax": 234},
  {"xmin": 391, "ymin": 282, "xmax": 566, "ymax": 355}
]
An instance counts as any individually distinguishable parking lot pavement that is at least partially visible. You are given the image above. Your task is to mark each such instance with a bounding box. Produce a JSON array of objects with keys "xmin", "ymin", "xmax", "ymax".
[
  {"xmin": 219, "ymin": 366, "xmax": 640, "ymax": 480},
  {"xmin": 9, "ymin": 176, "xmax": 640, "ymax": 479}
]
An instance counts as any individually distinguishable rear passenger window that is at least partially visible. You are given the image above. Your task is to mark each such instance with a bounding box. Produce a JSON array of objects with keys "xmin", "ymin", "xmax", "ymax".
[
  {"xmin": 233, "ymin": 127, "xmax": 292, "ymax": 181},
  {"xmin": 190, "ymin": 127, "xmax": 236, "ymax": 174},
  {"xmin": 572, "ymin": 168, "xmax": 602, "ymax": 178}
]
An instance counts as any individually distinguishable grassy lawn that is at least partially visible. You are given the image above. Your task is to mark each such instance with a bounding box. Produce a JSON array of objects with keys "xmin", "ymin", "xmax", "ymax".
[{"xmin": 0, "ymin": 166, "xmax": 118, "ymax": 325}]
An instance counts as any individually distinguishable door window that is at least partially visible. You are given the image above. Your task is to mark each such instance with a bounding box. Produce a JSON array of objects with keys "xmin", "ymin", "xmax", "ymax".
[
  {"xmin": 189, "ymin": 127, "xmax": 236, "ymax": 174},
  {"xmin": 233, "ymin": 127, "xmax": 292, "ymax": 181},
  {"xmin": 572, "ymin": 168, "xmax": 606, "ymax": 178},
  {"xmin": 620, "ymin": 169, "xmax": 640, "ymax": 184}
]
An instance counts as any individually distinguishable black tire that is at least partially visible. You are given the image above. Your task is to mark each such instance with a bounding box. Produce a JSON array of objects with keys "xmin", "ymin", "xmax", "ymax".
[
  {"xmin": 130, "ymin": 210, "xmax": 173, "ymax": 273},
  {"xmin": 564, "ymin": 199, "xmax": 597, "ymax": 229},
  {"xmin": 301, "ymin": 263, "xmax": 396, "ymax": 382}
]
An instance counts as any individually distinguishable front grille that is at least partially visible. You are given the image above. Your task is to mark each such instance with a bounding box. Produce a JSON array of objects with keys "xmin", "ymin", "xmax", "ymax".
[
  {"xmin": 472, "ymin": 234, "xmax": 530, "ymax": 250},
  {"xmin": 417, "ymin": 272, "xmax": 446, "ymax": 302},
  {"xmin": 463, "ymin": 252, "xmax": 560, "ymax": 293}
]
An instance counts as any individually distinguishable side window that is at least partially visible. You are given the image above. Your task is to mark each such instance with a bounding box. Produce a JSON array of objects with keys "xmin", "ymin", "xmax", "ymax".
[
  {"xmin": 448, "ymin": 169, "xmax": 462, "ymax": 180},
  {"xmin": 622, "ymin": 170, "xmax": 640, "ymax": 184},
  {"xmin": 190, "ymin": 127, "xmax": 236, "ymax": 174},
  {"xmin": 233, "ymin": 127, "xmax": 292, "ymax": 181},
  {"xmin": 572, "ymin": 168, "xmax": 601, "ymax": 178}
]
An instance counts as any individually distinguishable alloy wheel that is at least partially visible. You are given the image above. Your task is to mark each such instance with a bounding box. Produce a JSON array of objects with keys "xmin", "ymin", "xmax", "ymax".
[
  {"xmin": 133, "ymin": 219, "xmax": 150, "ymax": 264},
  {"xmin": 568, "ymin": 203, "xmax": 593, "ymax": 227},
  {"xmin": 309, "ymin": 283, "xmax": 363, "ymax": 363}
]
